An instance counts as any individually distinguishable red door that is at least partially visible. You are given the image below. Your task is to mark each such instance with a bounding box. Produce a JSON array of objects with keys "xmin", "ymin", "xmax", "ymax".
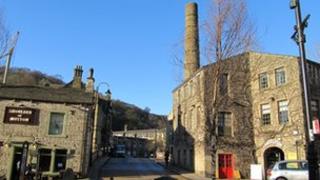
[{"xmin": 218, "ymin": 154, "xmax": 233, "ymax": 179}]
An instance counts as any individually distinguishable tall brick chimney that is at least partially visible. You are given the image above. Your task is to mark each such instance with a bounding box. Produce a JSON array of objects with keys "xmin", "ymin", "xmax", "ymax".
[
  {"xmin": 72, "ymin": 65, "xmax": 83, "ymax": 89},
  {"xmin": 86, "ymin": 68, "xmax": 95, "ymax": 92},
  {"xmin": 184, "ymin": 2, "xmax": 200, "ymax": 80}
]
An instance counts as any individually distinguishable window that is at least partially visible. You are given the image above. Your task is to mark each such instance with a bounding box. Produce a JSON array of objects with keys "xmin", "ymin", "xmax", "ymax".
[
  {"xmin": 259, "ymin": 73, "xmax": 268, "ymax": 89},
  {"xmin": 311, "ymin": 100, "xmax": 319, "ymax": 118},
  {"xmin": 189, "ymin": 81, "xmax": 193, "ymax": 96},
  {"xmin": 39, "ymin": 149, "xmax": 67, "ymax": 173},
  {"xmin": 48, "ymin": 113, "xmax": 65, "ymax": 135},
  {"xmin": 261, "ymin": 104, "xmax": 271, "ymax": 125},
  {"xmin": 217, "ymin": 112, "xmax": 232, "ymax": 136},
  {"xmin": 184, "ymin": 85, "xmax": 188, "ymax": 98},
  {"xmin": 190, "ymin": 108, "xmax": 195, "ymax": 130},
  {"xmin": 39, "ymin": 149, "xmax": 51, "ymax": 172},
  {"xmin": 278, "ymin": 100, "xmax": 289, "ymax": 124},
  {"xmin": 220, "ymin": 73, "xmax": 229, "ymax": 95},
  {"xmin": 275, "ymin": 68, "xmax": 286, "ymax": 86},
  {"xmin": 54, "ymin": 149, "xmax": 67, "ymax": 172}
]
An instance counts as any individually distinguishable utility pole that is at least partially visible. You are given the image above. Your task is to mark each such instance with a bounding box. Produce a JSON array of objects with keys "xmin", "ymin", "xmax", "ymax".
[{"xmin": 290, "ymin": 0, "xmax": 319, "ymax": 179}]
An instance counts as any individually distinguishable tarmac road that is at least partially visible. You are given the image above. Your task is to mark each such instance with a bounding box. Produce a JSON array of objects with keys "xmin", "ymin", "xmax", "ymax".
[{"xmin": 99, "ymin": 157, "xmax": 187, "ymax": 180}]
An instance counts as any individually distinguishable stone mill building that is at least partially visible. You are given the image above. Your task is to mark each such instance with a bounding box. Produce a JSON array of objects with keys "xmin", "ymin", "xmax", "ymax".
[{"xmin": 170, "ymin": 2, "xmax": 320, "ymax": 179}]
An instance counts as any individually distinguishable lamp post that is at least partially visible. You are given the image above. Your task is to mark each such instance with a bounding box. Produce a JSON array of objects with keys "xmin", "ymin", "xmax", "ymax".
[
  {"xmin": 290, "ymin": 0, "xmax": 318, "ymax": 179},
  {"xmin": 95, "ymin": 82, "xmax": 112, "ymax": 156}
]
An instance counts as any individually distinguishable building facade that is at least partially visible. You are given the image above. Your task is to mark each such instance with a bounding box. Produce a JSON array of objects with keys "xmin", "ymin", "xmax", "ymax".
[
  {"xmin": 171, "ymin": 2, "xmax": 320, "ymax": 179},
  {"xmin": 113, "ymin": 128, "xmax": 166, "ymax": 158},
  {"xmin": 0, "ymin": 66, "xmax": 112, "ymax": 179}
]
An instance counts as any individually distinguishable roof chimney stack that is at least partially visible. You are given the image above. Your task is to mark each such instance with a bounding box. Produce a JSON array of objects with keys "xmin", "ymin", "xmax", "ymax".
[
  {"xmin": 72, "ymin": 65, "xmax": 83, "ymax": 89},
  {"xmin": 86, "ymin": 68, "xmax": 95, "ymax": 93},
  {"xmin": 184, "ymin": 2, "xmax": 200, "ymax": 80}
]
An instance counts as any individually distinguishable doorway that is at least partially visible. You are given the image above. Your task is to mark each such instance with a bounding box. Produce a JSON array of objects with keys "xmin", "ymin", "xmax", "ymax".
[
  {"xmin": 264, "ymin": 147, "xmax": 284, "ymax": 170},
  {"xmin": 11, "ymin": 147, "xmax": 23, "ymax": 180},
  {"xmin": 218, "ymin": 154, "xmax": 234, "ymax": 179}
]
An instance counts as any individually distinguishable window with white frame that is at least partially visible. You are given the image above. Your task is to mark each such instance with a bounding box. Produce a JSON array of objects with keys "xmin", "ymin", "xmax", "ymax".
[
  {"xmin": 217, "ymin": 112, "xmax": 232, "ymax": 136},
  {"xmin": 48, "ymin": 112, "xmax": 65, "ymax": 135},
  {"xmin": 275, "ymin": 68, "xmax": 286, "ymax": 86},
  {"xmin": 259, "ymin": 73, "xmax": 269, "ymax": 89},
  {"xmin": 261, "ymin": 104, "xmax": 271, "ymax": 125},
  {"xmin": 278, "ymin": 100, "xmax": 289, "ymax": 124}
]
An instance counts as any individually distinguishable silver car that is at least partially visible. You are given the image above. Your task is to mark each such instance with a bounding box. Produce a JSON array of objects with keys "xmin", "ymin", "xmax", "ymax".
[{"xmin": 267, "ymin": 160, "xmax": 308, "ymax": 180}]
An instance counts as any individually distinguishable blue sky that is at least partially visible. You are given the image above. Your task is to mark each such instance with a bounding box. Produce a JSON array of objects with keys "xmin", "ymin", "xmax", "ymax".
[{"xmin": 1, "ymin": 0, "xmax": 319, "ymax": 115}]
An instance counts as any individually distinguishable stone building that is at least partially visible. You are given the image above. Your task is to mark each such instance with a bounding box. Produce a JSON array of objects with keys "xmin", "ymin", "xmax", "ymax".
[
  {"xmin": 0, "ymin": 66, "xmax": 112, "ymax": 179},
  {"xmin": 113, "ymin": 128, "xmax": 166, "ymax": 158},
  {"xmin": 171, "ymin": 2, "xmax": 320, "ymax": 179}
]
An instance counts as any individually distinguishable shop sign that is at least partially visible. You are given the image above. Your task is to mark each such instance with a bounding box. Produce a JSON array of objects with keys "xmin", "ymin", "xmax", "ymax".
[{"xmin": 3, "ymin": 107, "xmax": 39, "ymax": 125}]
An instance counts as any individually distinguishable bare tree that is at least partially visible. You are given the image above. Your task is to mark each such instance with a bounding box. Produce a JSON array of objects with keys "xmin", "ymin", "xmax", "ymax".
[
  {"xmin": 202, "ymin": 0, "xmax": 257, "ymax": 178},
  {"xmin": 204, "ymin": 0, "xmax": 256, "ymax": 62},
  {"xmin": 0, "ymin": 8, "xmax": 9, "ymax": 60}
]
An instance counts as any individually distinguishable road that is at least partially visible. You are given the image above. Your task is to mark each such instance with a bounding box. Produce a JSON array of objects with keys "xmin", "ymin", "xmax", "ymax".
[{"xmin": 99, "ymin": 157, "xmax": 187, "ymax": 180}]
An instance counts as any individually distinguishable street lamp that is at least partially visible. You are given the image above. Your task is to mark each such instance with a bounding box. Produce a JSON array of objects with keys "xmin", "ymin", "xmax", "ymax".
[
  {"xmin": 289, "ymin": 0, "xmax": 318, "ymax": 179},
  {"xmin": 96, "ymin": 82, "xmax": 111, "ymax": 98},
  {"xmin": 95, "ymin": 82, "xmax": 112, "ymax": 156}
]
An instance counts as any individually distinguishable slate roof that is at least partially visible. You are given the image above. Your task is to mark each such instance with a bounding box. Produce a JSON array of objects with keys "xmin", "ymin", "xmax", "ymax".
[{"xmin": 0, "ymin": 85, "xmax": 94, "ymax": 104}]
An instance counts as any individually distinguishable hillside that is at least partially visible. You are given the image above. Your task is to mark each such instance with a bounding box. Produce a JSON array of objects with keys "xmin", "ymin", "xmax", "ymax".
[
  {"xmin": 112, "ymin": 100, "xmax": 166, "ymax": 131},
  {"xmin": 0, "ymin": 67, "xmax": 166, "ymax": 131},
  {"xmin": 0, "ymin": 67, "xmax": 64, "ymax": 86}
]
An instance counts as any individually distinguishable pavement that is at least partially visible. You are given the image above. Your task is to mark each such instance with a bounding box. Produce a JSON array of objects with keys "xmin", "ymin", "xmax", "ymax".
[
  {"xmin": 155, "ymin": 159, "xmax": 211, "ymax": 180},
  {"xmin": 87, "ymin": 155, "xmax": 111, "ymax": 180}
]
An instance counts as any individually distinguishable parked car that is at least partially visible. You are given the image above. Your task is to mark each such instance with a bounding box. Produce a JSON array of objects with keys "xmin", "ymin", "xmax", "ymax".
[{"xmin": 266, "ymin": 160, "xmax": 308, "ymax": 180}]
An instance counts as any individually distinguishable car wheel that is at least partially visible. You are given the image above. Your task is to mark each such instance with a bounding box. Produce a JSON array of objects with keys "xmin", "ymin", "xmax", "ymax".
[{"xmin": 276, "ymin": 177, "xmax": 287, "ymax": 180}]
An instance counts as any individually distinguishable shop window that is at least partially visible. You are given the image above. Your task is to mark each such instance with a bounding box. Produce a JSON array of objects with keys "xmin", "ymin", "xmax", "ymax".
[
  {"xmin": 54, "ymin": 149, "xmax": 67, "ymax": 172},
  {"xmin": 39, "ymin": 149, "xmax": 51, "ymax": 172},
  {"xmin": 48, "ymin": 112, "xmax": 65, "ymax": 135}
]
